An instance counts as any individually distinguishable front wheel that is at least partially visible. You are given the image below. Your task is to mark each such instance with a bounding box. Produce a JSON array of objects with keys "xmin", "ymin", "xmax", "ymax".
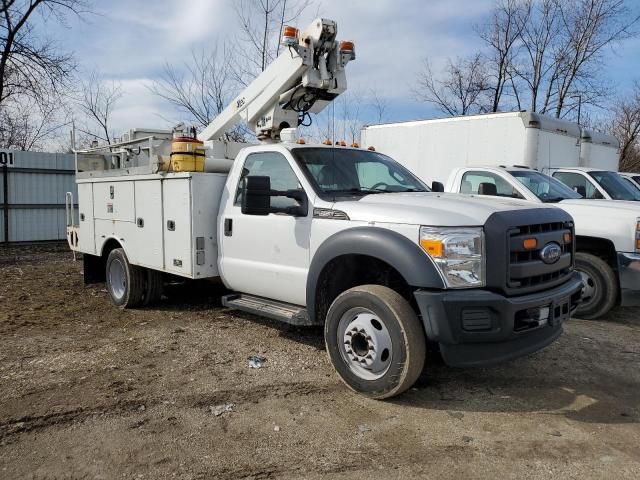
[
  {"xmin": 574, "ymin": 252, "xmax": 618, "ymax": 319},
  {"xmin": 324, "ymin": 285, "xmax": 426, "ymax": 399}
]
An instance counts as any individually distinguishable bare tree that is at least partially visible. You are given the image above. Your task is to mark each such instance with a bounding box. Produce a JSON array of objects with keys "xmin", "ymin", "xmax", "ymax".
[
  {"xmin": 0, "ymin": 93, "xmax": 65, "ymax": 149},
  {"xmin": 550, "ymin": 0, "xmax": 639, "ymax": 118},
  {"xmin": 414, "ymin": 55, "xmax": 489, "ymax": 116},
  {"xmin": 512, "ymin": 0, "xmax": 561, "ymax": 112},
  {"xmin": 478, "ymin": 0, "xmax": 527, "ymax": 112},
  {"xmin": 368, "ymin": 86, "xmax": 389, "ymax": 124},
  {"xmin": 231, "ymin": 0, "xmax": 313, "ymax": 85},
  {"xmin": 0, "ymin": 0, "xmax": 88, "ymax": 105},
  {"xmin": 150, "ymin": 46, "xmax": 232, "ymax": 128},
  {"xmin": 610, "ymin": 82, "xmax": 640, "ymax": 171},
  {"xmin": 74, "ymin": 70, "xmax": 122, "ymax": 144}
]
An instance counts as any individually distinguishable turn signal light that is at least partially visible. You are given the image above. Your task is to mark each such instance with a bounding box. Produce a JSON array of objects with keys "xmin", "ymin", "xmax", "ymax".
[
  {"xmin": 340, "ymin": 40, "xmax": 355, "ymax": 53},
  {"xmin": 351, "ymin": 142, "xmax": 359, "ymax": 148},
  {"xmin": 523, "ymin": 238, "xmax": 537, "ymax": 250},
  {"xmin": 281, "ymin": 26, "xmax": 299, "ymax": 46},
  {"xmin": 367, "ymin": 146, "xmax": 376, "ymax": 151},
  {"xmin": 636, "ymin": 238, "xmax": 640, "ymax": 250},
  {"xmin": 322, "ymin": 139, "xmax": 332, "ymax": 145},
  {"xmin": 337, "ymin": 140, "xmax": 347, "ymax": 146},
  {"xmin": 563, "ymin": 232, "xmax": 572, "ymax": 243},
  {"xmin": 296, "ymin": 138, "xmax": 306, "ymax": 144},
  {"xmin": 420, "ymin": 239, "xmax": 443, "ymax": 257}
]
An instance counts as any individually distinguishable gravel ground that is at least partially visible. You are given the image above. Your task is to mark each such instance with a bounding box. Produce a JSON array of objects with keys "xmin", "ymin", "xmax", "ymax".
[{"xmin": 0, "ymin": 244, "xmax": 639, "ymax": 479}]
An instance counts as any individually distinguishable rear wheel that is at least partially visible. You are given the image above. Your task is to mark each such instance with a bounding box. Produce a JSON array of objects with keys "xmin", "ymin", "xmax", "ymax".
[
  {"xmin": 324, "ymin": 285, "xmax": 426, "ymax": 399},
  {"xmin": 574, "ymin": 252, "xmax": 617, "ymax": 319},
  {"xmin": 106, "ymin": 248, "xmax": 145, "ymax": 308},
  {"xmin": 142, "ymin": 269, "xmax": 164, "ymax": 306}
]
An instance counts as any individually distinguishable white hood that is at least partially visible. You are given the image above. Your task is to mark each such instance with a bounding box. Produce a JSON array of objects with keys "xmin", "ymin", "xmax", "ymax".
[
  {"xmin": 557, "ymin": 198, "xmax": 640, "ymax": 252},
  {"xmin": 334, "ymin": 192, "xmax": 550, "ymax": 226}
]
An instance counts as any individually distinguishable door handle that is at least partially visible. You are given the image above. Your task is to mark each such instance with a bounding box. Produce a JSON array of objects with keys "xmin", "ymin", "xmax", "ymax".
[{"xmin": 224, "ymin": 218, "xmax": 233, "ymax": 236}]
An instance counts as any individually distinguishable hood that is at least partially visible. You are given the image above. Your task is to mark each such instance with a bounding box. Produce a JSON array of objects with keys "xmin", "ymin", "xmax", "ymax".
[
  {"xmin": 559, "ymin": 198, "xmax": 640, "ymax": 213},
  {"xmin": 333, "ymin": 192, "xmax": 550, "ymax": 226},
  {"xmin": 557, "ymin": 199, "xmax": 640, "ymax": 251}
]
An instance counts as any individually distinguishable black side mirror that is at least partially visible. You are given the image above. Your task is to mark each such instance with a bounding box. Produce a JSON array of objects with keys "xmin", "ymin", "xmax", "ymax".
[
  {"xmin": 431, "ymin": 181, "xmax": 445, "ymax": 192},
  {"xmin": 241, "ymin": 175, "xmax": 309, "ymax": 217},
  {"xmin": 574, "ymin": 185, "xmax": 586, "ymax": 198},
  {"xmin": 242, "ymin": 176, "xmax": 271, "ymax": 215},
  {"xmin": 478, "ymin": 182, "xmax": 498, "ymax": 196}
]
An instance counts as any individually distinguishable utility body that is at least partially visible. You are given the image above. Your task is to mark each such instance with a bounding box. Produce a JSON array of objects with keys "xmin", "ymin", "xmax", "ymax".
[
  {"xmin": 67, "ymin": 19, "xmax": 582, "ymax": 398},
  {"xmin": 361, "ymin": 113, "xmax": 640, "ymax": 319}
]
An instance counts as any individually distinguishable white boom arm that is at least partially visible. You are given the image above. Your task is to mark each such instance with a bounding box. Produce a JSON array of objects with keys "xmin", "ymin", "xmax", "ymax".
[{"xmin": 197, "ymin": 18, "xmax": 355, "ymax": 143}]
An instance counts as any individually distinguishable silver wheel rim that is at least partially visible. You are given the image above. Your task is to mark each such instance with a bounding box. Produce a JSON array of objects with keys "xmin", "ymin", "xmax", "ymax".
[
  {"xmin": 578, "ymin": 269, "xmax": 597, "ymax": 306},
  {"xmin": 337, "ymin": 307, "xmax": 393, "ymax": 380},
  {"xmin": 109, "ymin": 258, "xmax": 126, "ymax": 300}
]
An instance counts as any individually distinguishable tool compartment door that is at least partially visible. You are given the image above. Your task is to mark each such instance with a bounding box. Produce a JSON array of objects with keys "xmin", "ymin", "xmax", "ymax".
[
  {"xmin": 133, "ymin": 180, "xmax": 164, "ymax": 270},
  {"xmin": 93, "ymin": 181, "xmax": 135, "ymax": 222},
  {"xmin": 162, "ymin": 177, "xmax": 193, "ymax": 276},
  {"xmin": 77, "ymin": 182, "xmax": 95, "ymax": 254}
]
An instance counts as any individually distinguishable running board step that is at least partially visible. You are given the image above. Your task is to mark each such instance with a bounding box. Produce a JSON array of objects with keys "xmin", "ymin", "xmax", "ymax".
[{"xmin": 222, "ymin": 294, "xmax": 319, "ymax": 326}]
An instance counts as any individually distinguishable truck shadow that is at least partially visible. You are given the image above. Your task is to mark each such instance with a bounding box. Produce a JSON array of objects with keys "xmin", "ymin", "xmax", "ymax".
[{"xmin": 393, "ymin": 347, "xmax": 639, "ymax": 425}]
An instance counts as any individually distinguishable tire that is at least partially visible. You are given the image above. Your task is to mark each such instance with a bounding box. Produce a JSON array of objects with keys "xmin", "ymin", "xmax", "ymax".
[
  {"xmin": 324, "ymin": 285, "xmax": 426, "ymax": 399},
  {"xmin": 142, "ymin": 269, "xmax": 163, "ymax": 306},
  {"xmin": 574, "ymin": 252, "xmax": 617, "ymax": 320},
  {"xmin": 105, "ymin": 248, "xmax": 146, "ymax": 309}
]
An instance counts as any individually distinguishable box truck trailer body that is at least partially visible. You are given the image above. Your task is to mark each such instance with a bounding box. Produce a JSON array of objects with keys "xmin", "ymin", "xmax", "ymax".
[
  {"xmin": 361, "ymin": 112, "xmax": 621, "ymax": 180},
  {"xmin": 361, "ymin": 112, "xmax": 585, "ymax": 184}
]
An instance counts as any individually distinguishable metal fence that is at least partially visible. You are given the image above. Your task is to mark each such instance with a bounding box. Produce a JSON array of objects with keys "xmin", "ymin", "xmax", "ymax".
[{"xmin": 0, "ymin": 149, "xmax": 77, "ymax": 243}]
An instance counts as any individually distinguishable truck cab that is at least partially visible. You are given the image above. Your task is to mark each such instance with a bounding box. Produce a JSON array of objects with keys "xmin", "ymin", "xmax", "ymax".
[
  {"xmin": 446, "ymin": 165, "xmax": 640, "ymax": 319},
  {"xmin": 548, "ymin": 167, "xmax": 640, "ymax": 201}
]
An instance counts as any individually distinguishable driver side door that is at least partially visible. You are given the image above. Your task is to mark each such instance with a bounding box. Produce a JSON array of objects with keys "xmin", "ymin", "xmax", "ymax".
[{"xmin": 219, "ymin": 151, "xmax": 312, "ymax": 306}]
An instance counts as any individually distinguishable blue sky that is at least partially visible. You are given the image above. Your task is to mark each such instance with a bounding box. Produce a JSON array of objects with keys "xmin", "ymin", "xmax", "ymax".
[{"xmin": 39, "ymin": 0, "xmax": 640, "ymax": 135}]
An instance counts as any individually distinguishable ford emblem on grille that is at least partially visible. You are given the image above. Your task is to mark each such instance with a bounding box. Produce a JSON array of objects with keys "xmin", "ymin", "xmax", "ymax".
[{"xmin": 540, "ymin": 242, "xmax": 562, "ymax": 264}]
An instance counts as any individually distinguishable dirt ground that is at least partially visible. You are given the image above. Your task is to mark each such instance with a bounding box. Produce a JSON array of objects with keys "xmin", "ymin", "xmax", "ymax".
[{"xmin": 0, "ymin": 245, "xmax": 639, "ymax": 480}]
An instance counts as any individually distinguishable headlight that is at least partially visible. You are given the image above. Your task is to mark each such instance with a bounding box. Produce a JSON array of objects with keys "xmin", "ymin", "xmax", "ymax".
[{"xmin": 419, "ymin": 226, "xmax": 485, "ymax": 288}]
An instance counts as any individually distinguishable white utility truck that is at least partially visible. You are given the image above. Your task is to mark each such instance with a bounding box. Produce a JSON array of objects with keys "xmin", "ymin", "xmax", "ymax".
[
  {"xmin": 66, "ymin": 19, "xmax": 582, "ymax": 399},
  {"xmin": 361, "ymin": 113, "xmax": 640, "ymax": 319}
]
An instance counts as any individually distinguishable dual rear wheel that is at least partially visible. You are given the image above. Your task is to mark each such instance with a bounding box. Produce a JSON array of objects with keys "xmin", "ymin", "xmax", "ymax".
[{"xmin": 105, "ymin": 248, "xmax": 163, "ymax": 308}]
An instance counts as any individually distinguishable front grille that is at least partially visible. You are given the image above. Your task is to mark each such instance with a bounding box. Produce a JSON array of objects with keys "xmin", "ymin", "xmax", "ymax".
[{"xmin": 507, "ymin": 221, "xmax": 574, "ymax": 294}]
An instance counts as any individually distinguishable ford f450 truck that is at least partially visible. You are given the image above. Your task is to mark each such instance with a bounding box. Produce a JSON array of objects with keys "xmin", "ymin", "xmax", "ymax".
[{"xmin": 65, "ymin": 18, "xmax": 582, "ymax": 398}]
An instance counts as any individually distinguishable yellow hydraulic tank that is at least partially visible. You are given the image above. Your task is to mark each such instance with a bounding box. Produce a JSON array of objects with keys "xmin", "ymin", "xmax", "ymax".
[{"xmin": 170, "ymin": 136, "xmax": 205, "ymax": 172}]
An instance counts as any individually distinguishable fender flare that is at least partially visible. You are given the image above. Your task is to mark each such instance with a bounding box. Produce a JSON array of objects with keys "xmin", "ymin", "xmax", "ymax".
[{"xmin": 306, "ymin": 227, "xmax": 445, "ymax": 322}]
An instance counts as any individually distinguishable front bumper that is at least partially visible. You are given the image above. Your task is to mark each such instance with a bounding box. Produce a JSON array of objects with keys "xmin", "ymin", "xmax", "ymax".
[
  {"xmin": 617, "ymin": 252, "xmax": 640, "ymax": 307},
  {"xmin": 414, "ymin": 273, "xmax": 583, "ymax": 368}
]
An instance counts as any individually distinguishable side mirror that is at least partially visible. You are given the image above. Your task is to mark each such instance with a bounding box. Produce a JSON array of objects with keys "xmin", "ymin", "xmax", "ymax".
[
  {"xmin": 478, "ymin": 182, "xmax": 498, "ymax": 196},
  {"xmin": 242, "ymin": 176, "xmax": 272, "ymax": 215},
  {"xmin": 241, "ymin": 175, "xmax": 309, "ymax": 217},
  {"xmin": 574, "ymin": 185, "xmax": 586, "ymax": 198},
  {"xmin": 431, "ymin": 181, "xmax": 445, "ymax": 192}
]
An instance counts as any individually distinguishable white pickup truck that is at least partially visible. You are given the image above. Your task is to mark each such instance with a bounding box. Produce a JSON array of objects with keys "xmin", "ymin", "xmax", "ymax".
[
  {"xmin": 445, "ymin": 166, "xmax": 640, "ymax": 319},
  {"xmin": 65, "ymin": 17, "xmax": 582, "ymax": 399}
]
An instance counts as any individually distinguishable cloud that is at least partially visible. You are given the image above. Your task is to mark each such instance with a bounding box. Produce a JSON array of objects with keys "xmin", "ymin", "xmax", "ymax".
[{"xmin": 43, "ymin": 0, "xmax": 639, "ymax": 135}]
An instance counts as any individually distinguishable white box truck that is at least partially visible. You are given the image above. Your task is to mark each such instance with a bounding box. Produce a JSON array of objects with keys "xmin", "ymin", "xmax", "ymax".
[
  {"xmin": 361, "ymin": 113, "xmax": 640, "ymax": 319},
  {"xmin": 65, "ymin": 19, "xmax": 583, "ymax": 399}
]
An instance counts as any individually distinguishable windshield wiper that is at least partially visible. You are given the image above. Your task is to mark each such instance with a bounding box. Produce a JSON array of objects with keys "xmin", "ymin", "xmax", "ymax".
[
  {"xmin": 541, "ymin": 196, "xmax": 567, "ymax": 203},
  {"xmin": 325, "ymin": 187, "xmax": 387, "ymax": 195}
]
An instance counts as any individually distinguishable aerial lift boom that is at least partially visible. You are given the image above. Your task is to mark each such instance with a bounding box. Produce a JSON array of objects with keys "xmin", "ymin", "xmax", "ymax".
[{"xmin": 198, "ymin": 18, "xmax": 355, "ymax": 143}]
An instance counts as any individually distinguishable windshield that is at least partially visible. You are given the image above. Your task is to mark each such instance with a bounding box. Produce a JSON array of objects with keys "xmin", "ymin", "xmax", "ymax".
[
  {"xmin": 589, "ymin": 171, "xmax": 640, "ymax": 201},
  {"xmin": 623, "ymin": 177, "xmax": 640, "ymax": 193},
  {"xmin": 291, "ymin": 148, "xmax": 429, "ymax": 197},
  {"xmin": 510, "ymin": 170, "xmax": 582, "ymax": 202}
]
